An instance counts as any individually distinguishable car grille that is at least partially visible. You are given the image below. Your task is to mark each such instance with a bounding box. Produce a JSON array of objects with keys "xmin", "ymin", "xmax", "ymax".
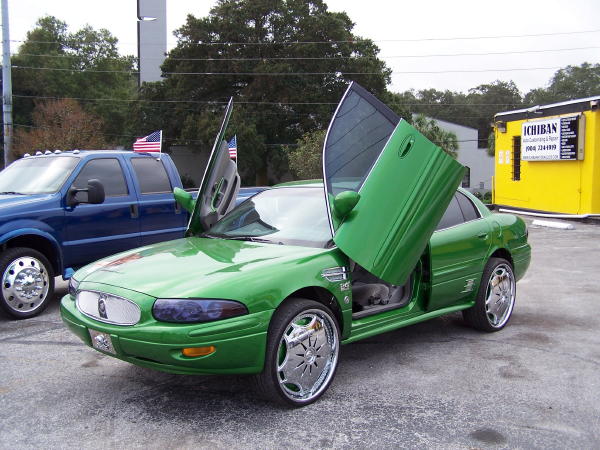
[{"xmin": 76, "ymin": 290, "xmax": 141, "ymax": 326}]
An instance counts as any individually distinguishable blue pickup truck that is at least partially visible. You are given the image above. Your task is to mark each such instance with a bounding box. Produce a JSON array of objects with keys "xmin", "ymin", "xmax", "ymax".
[{"xmin": 0, "ymin": 149, "xmax": 264, "ymax": 319}]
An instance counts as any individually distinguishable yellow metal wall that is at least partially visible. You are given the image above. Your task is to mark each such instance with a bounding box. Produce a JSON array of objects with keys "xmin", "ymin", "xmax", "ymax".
[{"xmin": 493, "ymin": 109, "xmax": 600, "ymax": 214}]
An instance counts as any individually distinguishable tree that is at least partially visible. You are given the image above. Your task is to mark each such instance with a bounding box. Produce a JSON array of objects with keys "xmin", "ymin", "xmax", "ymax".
[
  {"xmin": 412, "ymin": 114, "xmax": 458, "ymax": 158},
  {"xmin": 134, "ymin": 0, "xmax": 391, "ymax": 185},
  {"xmin": 13, "ymin": 99, "xmax": 106, "ymax": 156},
  {"xmin": 467, "ymin": 80, "xmax": 522, "ymax": 145},
  {"xmin": 12, "ymin": 16, "xmax": 137, "ymax": 149},
  {"xmin": 287, "ymin": 130, "xmax": 325, "ymax": 179},
  {"xmin": 525, "ymin": 63, "xmax": 600, "ymax": 105}
]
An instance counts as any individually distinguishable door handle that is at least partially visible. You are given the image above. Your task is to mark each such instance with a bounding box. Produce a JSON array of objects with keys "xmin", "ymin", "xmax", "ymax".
[
  {"xmin": 399, "ymin": 137, "xmax": 415, "ymax": 158},
  {"xmin": 130, "ymin": 204, "xmax": 139, "ymax": 219},
  {"xmin": 477, "ymin": 232, "xmax": 488, "ymax": 239}
]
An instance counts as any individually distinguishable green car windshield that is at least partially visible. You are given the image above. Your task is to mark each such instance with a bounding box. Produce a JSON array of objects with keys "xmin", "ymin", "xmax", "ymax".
[{"xmin": 204, "ymin": 187, "xmax": 332, "ymax": 248}]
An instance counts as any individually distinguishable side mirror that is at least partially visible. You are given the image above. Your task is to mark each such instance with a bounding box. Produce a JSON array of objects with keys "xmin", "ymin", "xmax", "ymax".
[
  {"xmin": 333, "ymin": 190, "xmax": 360, "ymax": 220},
  {"xmin": 86, "ymin": 179, "xmax": 105, "ymax": 204},
  {"xmin": 173, "ymin": 187, "xmax": 196, "ymax": 213},
  {"xmin": 67, "ymin": 178, "xmax": 105, "ymax": 207}
]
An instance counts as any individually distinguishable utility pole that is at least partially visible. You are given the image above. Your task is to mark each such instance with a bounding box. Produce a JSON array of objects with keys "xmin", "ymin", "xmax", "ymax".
[{"xmin": 1, "ymin": 0, "xmax": 12, "ymax": 168}]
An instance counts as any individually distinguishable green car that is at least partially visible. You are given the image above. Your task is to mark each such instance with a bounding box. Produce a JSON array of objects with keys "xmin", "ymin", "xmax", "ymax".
[{"xmin": 61, "ymin": 83, "xmax": 531, "ymax": 406}]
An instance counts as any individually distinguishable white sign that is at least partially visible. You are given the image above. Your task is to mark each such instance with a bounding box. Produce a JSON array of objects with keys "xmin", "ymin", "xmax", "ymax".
[
  {"xmin": 498, "ymin": 151, "xmax": 504, "ymax": 164},
  {"xmin": 521, "ymin": 116, "xmax": 579, "ymax": 161},
  {"xmin": 505, "ymin": 150, "xmax": 510, "ymax": 165}
]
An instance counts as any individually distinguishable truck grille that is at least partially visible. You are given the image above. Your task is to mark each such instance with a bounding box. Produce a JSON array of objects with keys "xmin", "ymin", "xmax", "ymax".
[{"xmin": 76, "ymin": 290, "xmax": 141, "ymax": 326}]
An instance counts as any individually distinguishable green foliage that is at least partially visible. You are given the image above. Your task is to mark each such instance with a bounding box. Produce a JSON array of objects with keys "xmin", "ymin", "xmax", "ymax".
[
  {"xmin": 524, "ymin": 63, "xmax": 600, "ymax": 105},
  {"xmin": 392, "ymin": 81, "xmax": 523, "ymax": 148},
  {"xmin": 287, "ymin": 130, "xmax": 325, "ymax": 179},
  {"xmin": 487, "ymin": 132, "xmax": 495, "ymax": 157},
  {"xmin": 132, "ymin": 0, "xmax": 391, "ymax": 184},
  {"xmin": 412, "ymin": 115, "xmax": 458, "ymax": 158},
  {"xmin": 12, "ymin": 16, "xmax": 137, "ymax": 147}
]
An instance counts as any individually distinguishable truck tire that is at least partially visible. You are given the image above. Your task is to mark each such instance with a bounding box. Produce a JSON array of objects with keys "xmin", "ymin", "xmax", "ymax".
[{"xmin": 0, "ymin": 247, "xmax": 55, "ymax": 319}]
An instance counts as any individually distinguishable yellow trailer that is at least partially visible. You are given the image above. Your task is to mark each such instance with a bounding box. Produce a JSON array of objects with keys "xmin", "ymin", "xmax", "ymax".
[{"xmin": 493, "ymin": 96, "xmax": 600, "ymax": 215}]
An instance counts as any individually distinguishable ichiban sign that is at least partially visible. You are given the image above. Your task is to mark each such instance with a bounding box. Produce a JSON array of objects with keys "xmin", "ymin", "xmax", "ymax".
[{"xmin": 521, "ymin": 115, "xmax": 585, "ymax": 161}]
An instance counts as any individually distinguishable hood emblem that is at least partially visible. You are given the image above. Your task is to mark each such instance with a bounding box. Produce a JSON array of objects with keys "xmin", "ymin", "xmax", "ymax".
[{"xmin": 98, "ymin": 296, "xmax": 108, "ymax": 319}]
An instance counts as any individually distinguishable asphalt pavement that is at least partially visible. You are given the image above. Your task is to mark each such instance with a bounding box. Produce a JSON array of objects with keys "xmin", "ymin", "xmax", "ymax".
[{"xmin": 1, "ymin": 217, "xmax": 599, "ymax": 449}]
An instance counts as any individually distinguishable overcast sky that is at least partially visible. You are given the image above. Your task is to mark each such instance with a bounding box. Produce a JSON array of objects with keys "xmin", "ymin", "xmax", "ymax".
[{"xmin": 7, "ymin": 0, "xmax": 600, "ymax": 95}]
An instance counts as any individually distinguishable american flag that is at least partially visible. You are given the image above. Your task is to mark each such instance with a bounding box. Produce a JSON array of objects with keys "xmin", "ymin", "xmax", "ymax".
[
  {"xmin": 133, "ymin": 130, "xmax": 162, "ymax": 153},
  {"xmin": 227, "ymin": 135, "xmax": 237, "ymax": 160}
]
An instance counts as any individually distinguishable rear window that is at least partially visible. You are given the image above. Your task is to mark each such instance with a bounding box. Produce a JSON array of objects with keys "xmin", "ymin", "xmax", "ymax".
[
  {"xmin": 456, "ymin": 191, "xmax": 480, "ymax": 222},
  {"xmin": 435, "ymin": 195, "xmax": 464, "ymax": 231},
  {"xmin": 131, "ymin": 158, "xmax": 172, "ymax": 194}
]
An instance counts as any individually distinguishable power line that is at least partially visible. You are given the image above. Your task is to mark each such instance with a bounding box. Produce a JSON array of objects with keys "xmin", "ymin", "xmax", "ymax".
[
  {"xmin": 13, "ymin": 123, "xmax": 486, "ymax": 146},
  {"xmin": 13, "ymin": 45, "xmax": 600, "ymax": 61},
  {"xmin": 10, "ymin": 28, "xmax": 600, "ymax": 47},
  {"xmin": 12, "ymin": 94, "xmax": 526, "ymax": 108},
  {"xmin": 12, "ymin": 65, "xmax": 562, "ymax": 75}
]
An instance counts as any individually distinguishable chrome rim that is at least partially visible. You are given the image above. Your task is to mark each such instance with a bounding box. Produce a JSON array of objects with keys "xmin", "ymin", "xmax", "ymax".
[
  {"xmin": 2, "ymin": 256, "xmax": 50, "ymax": 313},
  {"xmin": 485, "ymin": 263, "xmax": 515, "ymax": 328},
  {"xmin": 277, "ymin": 309, "xmax": 339, "ymax": 402}
]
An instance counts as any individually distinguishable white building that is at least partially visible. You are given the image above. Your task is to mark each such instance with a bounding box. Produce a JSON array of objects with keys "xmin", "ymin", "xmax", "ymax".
[{"xmin": 430, "ymin": 117, "xmax": 494, "ymax": 194}]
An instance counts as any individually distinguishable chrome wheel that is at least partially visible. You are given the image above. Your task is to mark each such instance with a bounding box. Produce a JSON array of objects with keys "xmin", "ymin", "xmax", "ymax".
[
  {"xmin": 484, "ymin": 263, "xmax": 515, "ymax": 328},
  {"xmin": 276, "ymin": 309, "xmax": 339, "ymax": 403},
  {"xmin": 2, "ymin": 255, "xmax": 50, "ymax": 314}
]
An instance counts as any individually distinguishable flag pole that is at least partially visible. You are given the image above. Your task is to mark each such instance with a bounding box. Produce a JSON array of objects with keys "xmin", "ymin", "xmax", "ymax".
[{"xmin": 158, "ymin": 129, "xmax": 162, "ymax": 160}]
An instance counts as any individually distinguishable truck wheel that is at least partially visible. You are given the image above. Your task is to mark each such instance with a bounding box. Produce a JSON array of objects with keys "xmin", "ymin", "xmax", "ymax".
[{"xmin": 0, "ymin": 247, "xmax": 54, "ymax": 319}]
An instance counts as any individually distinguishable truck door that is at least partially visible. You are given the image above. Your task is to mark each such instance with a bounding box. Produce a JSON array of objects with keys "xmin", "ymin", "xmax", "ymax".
[
  {"xmin": 63, "ymin": 157, "xmax": 141, "ymax": 267},
  {"xmin": 130, "ymin": 156, "xmax": 187, "ymax": 245}
]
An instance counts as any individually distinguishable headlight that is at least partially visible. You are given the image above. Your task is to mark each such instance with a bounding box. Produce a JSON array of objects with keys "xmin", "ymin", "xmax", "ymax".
[
  {"xmin": 68, "ymin": 277, "xmax": 79, "ymax": 299},
  {"xmin": 152, "ymin": 298, "xmax": 248, "ymax": 323}
]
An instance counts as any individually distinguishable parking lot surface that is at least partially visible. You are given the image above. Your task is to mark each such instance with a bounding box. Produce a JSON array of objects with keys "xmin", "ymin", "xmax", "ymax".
[{"xmin": 1, "ymin": 218, "xmax": 599, "ymax": 449}]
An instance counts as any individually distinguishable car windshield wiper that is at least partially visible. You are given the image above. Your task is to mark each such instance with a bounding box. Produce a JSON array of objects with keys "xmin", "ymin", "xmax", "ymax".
[
  {"xmin": 226, "ymin": 236, "xmax": 283, "ymax": 245},
  {"xmin": 0, "ymin": 191, "xmax": 26, "ymax": 195}
]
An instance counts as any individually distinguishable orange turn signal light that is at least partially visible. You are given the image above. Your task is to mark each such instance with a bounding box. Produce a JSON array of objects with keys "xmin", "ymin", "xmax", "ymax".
[{"xmin": 182, "ymin": 346, "xmax": 216, "ymax": 357}]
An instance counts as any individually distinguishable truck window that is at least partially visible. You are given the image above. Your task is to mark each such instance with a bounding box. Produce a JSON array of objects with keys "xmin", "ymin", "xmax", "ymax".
[
  {"xmin": 131, "ymin": 158, "xmax": 172, "ymax": 194},
  {"xmin": 0, "ymin": 156, "xmax": 78, "ymax": 194},
  {"xmin": 72, "ymin": 158, "xmax": 128, "ymax": 197}
]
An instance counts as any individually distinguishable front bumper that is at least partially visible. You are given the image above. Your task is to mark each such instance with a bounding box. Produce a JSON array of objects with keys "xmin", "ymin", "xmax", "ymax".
[{"xmin": 60, "ymin": 291, "xmax": 271, "ymax": 375}]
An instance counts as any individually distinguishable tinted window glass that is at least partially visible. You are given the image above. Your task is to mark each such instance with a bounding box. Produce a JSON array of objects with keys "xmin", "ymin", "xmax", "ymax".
[
  {"xmin": 73, "ymin": 158, "xmax": 128, "ymax": 197},
  {"xmin": 456, "ymin": 191, "xmax": 480, "ymax": 221},
  {"xmin": 131, "ymin": 158, "xmax": 172, "ymax": 194},
  {"xmin": 435, "ymin": 195, "xmax": 464, "ymax": 231},
  {"xmin": 324, "ymin": 84, "xmax": 399, "ymax": 196}
]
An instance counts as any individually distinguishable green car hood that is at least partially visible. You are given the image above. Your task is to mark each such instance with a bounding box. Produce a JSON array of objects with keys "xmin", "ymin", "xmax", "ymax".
[{"xmin": 76, "ymin": 237, "xmax": 330, "ymax": 300}]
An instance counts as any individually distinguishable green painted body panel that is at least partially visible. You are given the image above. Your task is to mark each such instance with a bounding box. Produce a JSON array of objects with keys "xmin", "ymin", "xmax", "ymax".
[
  {"xmin": 333, "ymin": 120, "xmax": 465, "ymax": 286},
  {"xmin": 74, "ymin": 238, "xmax": 349, "ymax": 316}
]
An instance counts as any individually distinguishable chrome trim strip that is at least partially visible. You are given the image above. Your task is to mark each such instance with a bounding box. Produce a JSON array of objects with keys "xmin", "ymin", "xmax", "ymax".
[{"xmin": 321, "ymin": 266, "xmax": 348, "ymax": 282}]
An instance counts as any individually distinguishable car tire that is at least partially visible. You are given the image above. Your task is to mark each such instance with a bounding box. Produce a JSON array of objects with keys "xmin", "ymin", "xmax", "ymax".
[
  {"xmin": 0, "ymin": 247, "xmax": 54, "ymax": 319},
  {"xmin": 463, "ymin": 257, "xmax": 516, "ymax": 332},
  {"xmin": 255, "ymin": 298, "xmax": 341, "ymax": 407}
]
